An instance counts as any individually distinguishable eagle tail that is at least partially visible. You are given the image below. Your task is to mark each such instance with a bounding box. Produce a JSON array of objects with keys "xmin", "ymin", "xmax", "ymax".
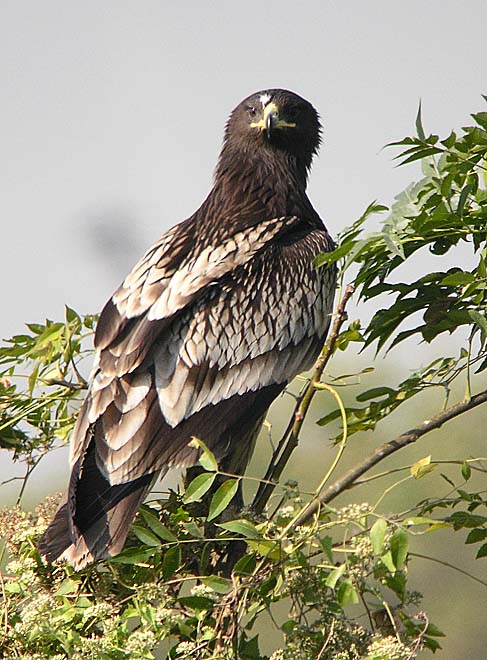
[
  {"xmin": 38, "ymin": 384, "xmax": 283, "ymax": 568},
  {"xmin": 38, "ymin": 445, "xmax": 155, "ymax": 570}
]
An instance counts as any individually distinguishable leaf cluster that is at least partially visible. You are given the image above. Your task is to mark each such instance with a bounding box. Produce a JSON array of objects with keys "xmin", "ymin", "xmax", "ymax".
[
  {"xmin": 317, "ymin": 100, "xmax": 487, "ymax": 357},
  {"xmin": 0, "ymin": 307, "xmax": 95, "ymax": 458},
  {"xmin": 0, "ymin": 455, "xmax": 440, "ymax": 659}
]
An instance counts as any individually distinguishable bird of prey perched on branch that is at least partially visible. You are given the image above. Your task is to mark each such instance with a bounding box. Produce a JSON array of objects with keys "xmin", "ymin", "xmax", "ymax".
[{"xmin": 39, "ymin": 88, "xmax": 336, "ymax": 568}]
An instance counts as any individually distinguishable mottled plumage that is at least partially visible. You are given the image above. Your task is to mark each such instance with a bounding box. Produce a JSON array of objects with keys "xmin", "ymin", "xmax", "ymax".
[{"xmin": 39, "ymin": 89, "xmax": 336, "ymax": 568}]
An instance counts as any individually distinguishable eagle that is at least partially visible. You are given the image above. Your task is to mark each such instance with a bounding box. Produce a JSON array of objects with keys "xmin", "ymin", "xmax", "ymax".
[{"xmin": 38, "ymin": 88, "xmax": 336, "ymax": 568}]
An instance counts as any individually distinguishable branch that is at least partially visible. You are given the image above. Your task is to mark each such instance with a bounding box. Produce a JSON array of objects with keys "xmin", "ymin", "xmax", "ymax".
[
  {"xmin": 42, "ymin": 378, "xmax": 87, "ymax": 391},
  {"xmin": 292, "ymin": 388, "xmax": 487, "ymax": 526},
  {"xmin": 253, "ymin": 285, "xmax": 355, "ymax": 513}
]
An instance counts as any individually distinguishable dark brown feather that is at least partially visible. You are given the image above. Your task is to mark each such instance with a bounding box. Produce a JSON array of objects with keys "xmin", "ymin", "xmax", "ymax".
[{"xmin": 38, "ymin": 89, "xmax": 336, "ymax": 567}]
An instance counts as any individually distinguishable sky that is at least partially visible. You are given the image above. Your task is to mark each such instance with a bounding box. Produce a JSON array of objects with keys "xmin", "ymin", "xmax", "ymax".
[
  {"xmin": 2, "ymin": 0, "xmax": 486, "ymax": 339},
  {"xmin": 1, "ymin": 2, "xmax": 487, "ymax": 655}
]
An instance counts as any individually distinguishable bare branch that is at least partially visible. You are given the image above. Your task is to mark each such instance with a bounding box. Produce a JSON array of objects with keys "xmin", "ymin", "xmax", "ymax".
[
  {"xmin": 292, "ymin": 388, "xmax": 487, "ymax": 526},
  {"xmin": 42, "ymin": 378, "xmax": 87, "ymax": 391}
]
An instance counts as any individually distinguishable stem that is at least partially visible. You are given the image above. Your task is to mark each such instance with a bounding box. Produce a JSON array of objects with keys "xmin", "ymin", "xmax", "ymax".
[
  {"xmin": 291, "ymin": 388, "xmax": 487, "ymax": 526},
  {"xmin": 279, "ymin": 383, "xmax": 348, "ymax": 539},
  {"xmin": 253, "ymin": 284, "xmax": 355, "ymax": 513},
  {"xmin": 410, "ymin": 552, "xmax": 487, "ymax": 588},
  {"xmin": 353, "ymin": 457, "xmax": 487, "ymax": 487}
]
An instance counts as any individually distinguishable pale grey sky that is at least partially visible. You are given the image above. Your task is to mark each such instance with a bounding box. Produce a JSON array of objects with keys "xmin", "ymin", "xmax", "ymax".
[{"xmin": 2, "ymin": 0, "xmax": 486, "ymax": 338}]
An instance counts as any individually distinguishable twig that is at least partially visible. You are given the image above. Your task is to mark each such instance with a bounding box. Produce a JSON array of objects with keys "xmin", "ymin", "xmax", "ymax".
[
  {"xmin": 42, "ymin": 378, "xmax": 87, "ymax": 391},
  {"xmin": 279, "ymin": 383, "xmax": 348, "ymax": 539},
  {"xmin": 316, "ymin": 618, "xmax": 335, "ymax": 659},
  {"xmin": 0, "ymin": 570, "xmax": 8, "ymax": 647},
  {"xmin": 291, "ymin": 388, "xmax": 487, "ymax": 526},
  {"xmin": 253, "ymin": 285, "xmax": 355, "ymax": 513},
  {"xmin": 410, "ymin": 552, "xmax": 487, "ymax": 588},
  {"xmin": 407, "ymin": 611, "xmax": 429, "ymax": 659},
  {"xmin": 15, "ymin": 456, "xmax": 42, "ymax": 506}
]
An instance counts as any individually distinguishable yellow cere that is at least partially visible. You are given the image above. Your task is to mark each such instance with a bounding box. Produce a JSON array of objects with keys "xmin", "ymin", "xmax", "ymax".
[{"xmin": 250, "ymin": 102, "xmax": 297, "ymax": 131}]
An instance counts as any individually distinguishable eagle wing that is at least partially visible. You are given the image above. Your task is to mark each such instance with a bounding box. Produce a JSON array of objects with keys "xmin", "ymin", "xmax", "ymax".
[
  {"xmin": 39, "ymin": 216, "xmax": 335, "ymax": 566},
  {"xmin": 82, "ymin": 219, "xmax": 333, "ymax": 479}
]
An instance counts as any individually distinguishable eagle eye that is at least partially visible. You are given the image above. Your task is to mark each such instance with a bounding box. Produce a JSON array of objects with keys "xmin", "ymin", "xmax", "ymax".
[{"xmin": 246, "ymin": 106, "xmax": 257, "ymax": 118}]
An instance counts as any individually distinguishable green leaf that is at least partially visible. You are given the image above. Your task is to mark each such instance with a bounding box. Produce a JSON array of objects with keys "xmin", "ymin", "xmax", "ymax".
[
  {"xmin": 239, "ymin": 634, "xmax": 261, "ymax": 660},
  {"xmin": 403, "ymin": 516, "xmax": 445, "ymax": 527},
  {"xmin": 247, "ymin": 540, "xmax": 281, "ymax": 560},
  {"xmin": 337, "ymin": 580, "xmax": 359, "ymax": 606},
  {"xmin": 201, "ymin": 576, "xmax": 232, "ymax": 594},
  {"xmin": 410, "ymin": 455, "xmax": 436, "ymax": 479},
  {"xmin": 466, "ymin": 528, "xmax": 487, "ymax": 544},
  {"xmin": 390, "ymin": 528, "xmax": 408, "ymax": 569},
  {"xmin": 183, "ymin": 472, "xmax": 216, "ymax": 503},
  {"xmin": 4, "ymin": 582, "xmax": 22, "ymax": 594},
  {"xmin": 441, "ymin": 130, "xmax": 457, "ymax": 148},
  {"xmin": 441, "ymin": 271, "xmax": 476, "ymax": 286},
  {"xmin": 356, "ymin": 387, "xmax": 395, "ymax": 402},
  {"xmin": 217, "ymin": 519, "xmax": 260, "ymax": 539},
  {"xmin": 65, "ymin": 305, "xmax": 81, "ymax": 323},
  {"xmin": 188, "ymin": 436, "xmax": 218, "ymax": 471},
  {"xmin": 177, "ymin": 595, "xmax": 214, "ymax": 610},
  {"xmin": 448, "ymin": 511, "xmax": 487, "ymax": 530},
  {"xmin": 370, "ymin": 518, "xmax": 387, "ymax": 555},
  {"xmin": 183, "ymin": 520, "xmax": 204, "ymax": 538},
  {"xmin": 233, "ymin": 553, "xmax": 257, "ymax": 574},
  {"xmin": 54, "ymin": 578, "xmax": 79, "ymax": 596},
  {"xmin": 472, "ymin": 111, "xmax": 487, "ymax": 130},
  {"xmin": 415, "ymin": 101, "xmax": 426, "ymax": 140},
  {"xmin": 131, "ymin": 524, "xmax": 162, "ymax": 547},
  {"xmin": 380, "ymin": 551, "xmax": 396, "ymax": 573},
  {"xmin": 317, "ymin": 408, "xmax": 342, "ymax": 426},
  {"xmin": 314, "ymin": 240, "xmax": 354, "ymax": 267},
  {"xmin": 139, "ymin": 508, "xmax": 177, "ymax": 542},
  {"xmin": 163, "ymin": 545, "xmax": 181, "ymax": 580},
  {"xmin": 461, "ymin": 461, "xmax": 472, "ymax": 481},
  {"xmin": 476, "ymin": 543, "xmax": 487, "ymax": 559},
  {"xmin": 469, "ymin": 310, "xmax": 487, "ymax": 338},
  {"xmin": 320, "ymin": 536, "xmax": 334, "ymax": 563},
  {"xmin": 207, "ymin": 479, "xmax": 239, "ymax": 521},
  {"xmin": 457, "ymin": 183, "xmax": 472, "ymax": 217},
  {"xmin": 109, "ymin": 547, "xmax": 157, "ymax": 564},
  {"xmin": 260, "ymin": 575, "xmax": 278, "ymax": 597},
  {"xmin": 325, "ymin": 564, "xmax": 346, "ymax": 588},
  {"xmin": 28, "ymin": 362, "xmax": 40, "ymax": 395}
]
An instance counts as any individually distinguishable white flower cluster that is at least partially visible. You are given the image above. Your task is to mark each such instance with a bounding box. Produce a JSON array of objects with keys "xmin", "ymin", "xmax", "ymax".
[
  {"xmin": 82, "ymin": 602, "xmax": 115, "ymax": 620},
  {"xmin": 366, "ymin": 635, "xmax": 415, "ymax": 660},
  {"xmin": 335, "ymin": 503, "xmax": 372, "ymax": 524},
  {"xmin": 136, "ymin": 581, "xmax": 168, "ymax": 600},
  {"xmin": 270, "ymin": 650, "xmax": 285, "ymax": 660},
  {"xmin": 191, "ymin": 583, "xmax": 219, "ymax": 601},
  {"xmin": 350, "ymin": 535, "xmax": 373, "ymax": 559},
  {"xmin": 125, "ymin": 630, "xmax": 157, "ymax": 656},
  {"xmin": 13, "ymin": 593, "xmax": 54, "ymax": 634},
  {"xmin": 276, "ymin": 504, "xmax": 296, "ymax": 520},
  {"xmin": 175, "ymin": 639, "xmax": 199, "ymax": 655}
]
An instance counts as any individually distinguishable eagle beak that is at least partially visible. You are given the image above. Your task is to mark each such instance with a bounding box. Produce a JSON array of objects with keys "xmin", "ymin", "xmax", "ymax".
[
  {"xmin": 251, "ymin": 102, "xmax": 296, "ymax": 138},
  {"xmin": 264, "ymin": 104, "xmax": 278, "ymax": 138}
]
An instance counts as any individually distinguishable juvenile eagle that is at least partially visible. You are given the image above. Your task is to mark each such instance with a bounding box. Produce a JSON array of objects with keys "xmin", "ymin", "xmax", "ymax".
[{"xmin": 39, "ymin": 89, "xmax": 336, "ymax": 568}]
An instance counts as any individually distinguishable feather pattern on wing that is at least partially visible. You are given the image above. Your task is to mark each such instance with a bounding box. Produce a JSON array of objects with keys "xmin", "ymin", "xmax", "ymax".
[{"xmin": 38, "ymin": 88, "xmax": 337, "ymax": 568}]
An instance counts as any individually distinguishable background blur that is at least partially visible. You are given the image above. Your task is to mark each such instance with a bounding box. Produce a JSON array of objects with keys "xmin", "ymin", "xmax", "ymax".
[{"xmin": 1, "ymin": 1, "xmax": 486, "ymax": 656}]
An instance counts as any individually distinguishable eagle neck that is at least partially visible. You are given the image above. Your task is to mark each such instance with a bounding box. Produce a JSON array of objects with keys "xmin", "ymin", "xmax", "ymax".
[{"xmin": 192, "ymin": 144, "xmax": 318, "ymax": 244}]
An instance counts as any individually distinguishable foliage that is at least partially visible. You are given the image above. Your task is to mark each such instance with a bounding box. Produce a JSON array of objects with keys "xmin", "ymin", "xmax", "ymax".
[
  {"xmin": 0, "ymin": 307, "xmax": 95, "ymax": 457},
  {"xmin": 1, "ymin": 98, "xmax": 487, "ymax": 659}
]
